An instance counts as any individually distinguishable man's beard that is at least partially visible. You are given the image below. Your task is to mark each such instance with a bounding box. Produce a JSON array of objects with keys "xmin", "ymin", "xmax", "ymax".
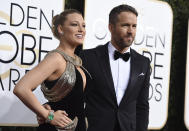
[{"xmin": 117, "ymin": 38, "xmax": 133, "ymax": 49}]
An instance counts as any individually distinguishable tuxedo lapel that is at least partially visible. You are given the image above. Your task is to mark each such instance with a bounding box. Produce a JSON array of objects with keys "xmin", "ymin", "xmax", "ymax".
[
  {"xmin": 96, "ymin": 43, "xmax": 117, "ymax": 104},
  {"xmin": 119, "ymin": 49, "xmax": 141, "ymax": 106}
]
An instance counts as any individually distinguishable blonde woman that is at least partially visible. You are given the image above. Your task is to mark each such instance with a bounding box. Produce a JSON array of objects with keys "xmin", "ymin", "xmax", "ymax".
[{"xmin": 14, "ymin": 9, "xmax": 89, "ymax": 131}]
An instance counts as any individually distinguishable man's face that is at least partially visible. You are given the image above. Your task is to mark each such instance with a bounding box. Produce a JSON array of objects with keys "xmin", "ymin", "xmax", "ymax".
[{"xmin": 109, "ymin": 11, "xmax": 137, "ymax": 51}]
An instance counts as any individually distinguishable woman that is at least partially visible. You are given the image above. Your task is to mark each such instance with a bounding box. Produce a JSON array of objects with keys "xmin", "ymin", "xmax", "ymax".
[{"xmin": 14, "ymin": 9, "xmax": 88, "ymax": 131}]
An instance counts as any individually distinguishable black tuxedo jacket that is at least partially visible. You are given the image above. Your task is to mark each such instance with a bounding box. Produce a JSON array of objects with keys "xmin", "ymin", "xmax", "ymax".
[{"xmin": 81, "ymin": 43, "xmax": 150, "ymax": 131}]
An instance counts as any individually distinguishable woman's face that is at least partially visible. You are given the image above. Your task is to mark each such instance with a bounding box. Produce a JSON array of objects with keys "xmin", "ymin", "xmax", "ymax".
[{"xmin": 60, "ymin": 13, "xmax": 86, "ymax": 46}]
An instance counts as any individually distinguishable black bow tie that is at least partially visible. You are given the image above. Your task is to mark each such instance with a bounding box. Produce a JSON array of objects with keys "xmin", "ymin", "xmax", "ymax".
[{"xmin": 114, "ymin": 50, "xmax": 130, "ymax": 62}]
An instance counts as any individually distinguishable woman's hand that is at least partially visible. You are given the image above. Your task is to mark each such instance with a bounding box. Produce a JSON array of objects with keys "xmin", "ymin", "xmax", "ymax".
[
  {"xmin": 50, "ymin": 110, "xmax": 73, "ymax": 128},
  {"xmin": 37, "ymin": 104, "xmax": 71, "ymax": 128},
  {"xmin": 37, "ymin": 104, "xmax": 53, "ymax": 124}
]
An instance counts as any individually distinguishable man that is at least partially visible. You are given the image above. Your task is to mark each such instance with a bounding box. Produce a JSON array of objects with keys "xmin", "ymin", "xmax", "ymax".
[
  {"xmin": 81, "ymin": 4, "xmax": 150, "ymax": 131},
  {"xmin": 39, "ymin": 4, "xmax": 150, "ymax": 131}
]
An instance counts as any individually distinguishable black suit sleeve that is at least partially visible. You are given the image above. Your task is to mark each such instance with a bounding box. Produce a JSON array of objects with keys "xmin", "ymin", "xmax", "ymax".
[{"xmin": 136, "ymin": 58, "xmax": 151, "ymax": 131}]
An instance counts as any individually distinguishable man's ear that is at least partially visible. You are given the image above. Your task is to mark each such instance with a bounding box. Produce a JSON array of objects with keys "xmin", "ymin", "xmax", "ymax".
[{"xmin": 108, "ymin": 23, "xmax": 114, "ymax": 33}]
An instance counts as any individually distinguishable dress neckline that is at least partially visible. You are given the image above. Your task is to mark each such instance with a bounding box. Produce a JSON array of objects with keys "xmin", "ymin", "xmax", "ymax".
[{"xmin": 53, "ymin": 49, "xmax": 82, "ymax": 66}]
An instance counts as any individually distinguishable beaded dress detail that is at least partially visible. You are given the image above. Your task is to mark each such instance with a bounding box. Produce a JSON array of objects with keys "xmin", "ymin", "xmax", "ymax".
[
  {"xmin": 38, "ymin": 49, "xmax": 90, "ymax": 131},
  {"xmin": 41, "ymin": 49, "xmax": 83, "ymax": 102}
]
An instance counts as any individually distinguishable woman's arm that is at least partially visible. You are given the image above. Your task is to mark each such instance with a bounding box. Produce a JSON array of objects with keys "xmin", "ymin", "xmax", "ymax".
[{"xmin": 13, "ymin": 53, "xmax": 72, "ymax": 127}]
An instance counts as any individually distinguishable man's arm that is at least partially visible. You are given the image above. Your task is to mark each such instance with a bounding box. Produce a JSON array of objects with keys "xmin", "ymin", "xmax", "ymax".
[{"xmin": 136, "ymin": 59, "xmax": 151, "ymax": 131}]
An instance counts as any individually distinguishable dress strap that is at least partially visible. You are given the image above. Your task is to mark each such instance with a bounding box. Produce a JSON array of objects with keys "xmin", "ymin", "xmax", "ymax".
[
  {"xmin": 51, "ymin": 49, "xmax": 82, "ymax": 66},
  {"xmin": 52, "ymin": 49, "xmax": 92, "ymax": 79},
  {"xmin": 81, "ymin": 66, "xmax": 92, "ymax": 79}
]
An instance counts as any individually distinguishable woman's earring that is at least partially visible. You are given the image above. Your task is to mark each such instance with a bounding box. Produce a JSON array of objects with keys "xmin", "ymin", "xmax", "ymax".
[{"xmin": 61, "ymin": 32, "xmax": 64, "ymax": 35}]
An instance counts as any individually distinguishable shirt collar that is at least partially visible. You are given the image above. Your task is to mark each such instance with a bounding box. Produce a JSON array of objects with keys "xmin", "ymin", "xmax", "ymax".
[{"xmin": 108, "ymin": 42, "xmax": 130, "ymax": 59}]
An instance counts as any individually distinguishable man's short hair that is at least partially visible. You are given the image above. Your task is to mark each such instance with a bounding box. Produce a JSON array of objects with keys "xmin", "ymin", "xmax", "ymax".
[{"xmin": 109, "ymin": 4, "xmax": 138, "ymax": 25}]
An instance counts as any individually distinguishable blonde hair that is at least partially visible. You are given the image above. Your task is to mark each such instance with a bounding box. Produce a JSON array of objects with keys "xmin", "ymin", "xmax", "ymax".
[{"xmin": 51, "ymin": 9, "xmax": 82, "ymax": 40}]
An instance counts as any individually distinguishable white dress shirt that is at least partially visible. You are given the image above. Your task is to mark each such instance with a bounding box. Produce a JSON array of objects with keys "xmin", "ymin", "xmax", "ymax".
[{"xmin": 108, "ymin": 42, "xmax": 131, "ymax": 105}]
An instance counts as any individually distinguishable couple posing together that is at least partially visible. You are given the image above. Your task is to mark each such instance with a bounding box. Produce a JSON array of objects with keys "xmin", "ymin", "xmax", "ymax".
[{"xmin": 14, "ymin": 4, "xmax": 150, "ymax": 131}]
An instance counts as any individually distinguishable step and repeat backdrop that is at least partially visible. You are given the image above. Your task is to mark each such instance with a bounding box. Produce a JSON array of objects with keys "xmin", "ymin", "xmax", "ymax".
[
  {"xmin": 84, "ymin": 0, "xmax": 173, "ymax": 129},
  {"xmin": 185, "ymin": 20, "xmax": 189, "ymax": 130},
  {"xmin": 0, "ymin": 0, "xmax": 64, "ymax": 126},
  {"xmin": 0, "ymin": 0, "xmax": 188, "ymax": 130}
]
